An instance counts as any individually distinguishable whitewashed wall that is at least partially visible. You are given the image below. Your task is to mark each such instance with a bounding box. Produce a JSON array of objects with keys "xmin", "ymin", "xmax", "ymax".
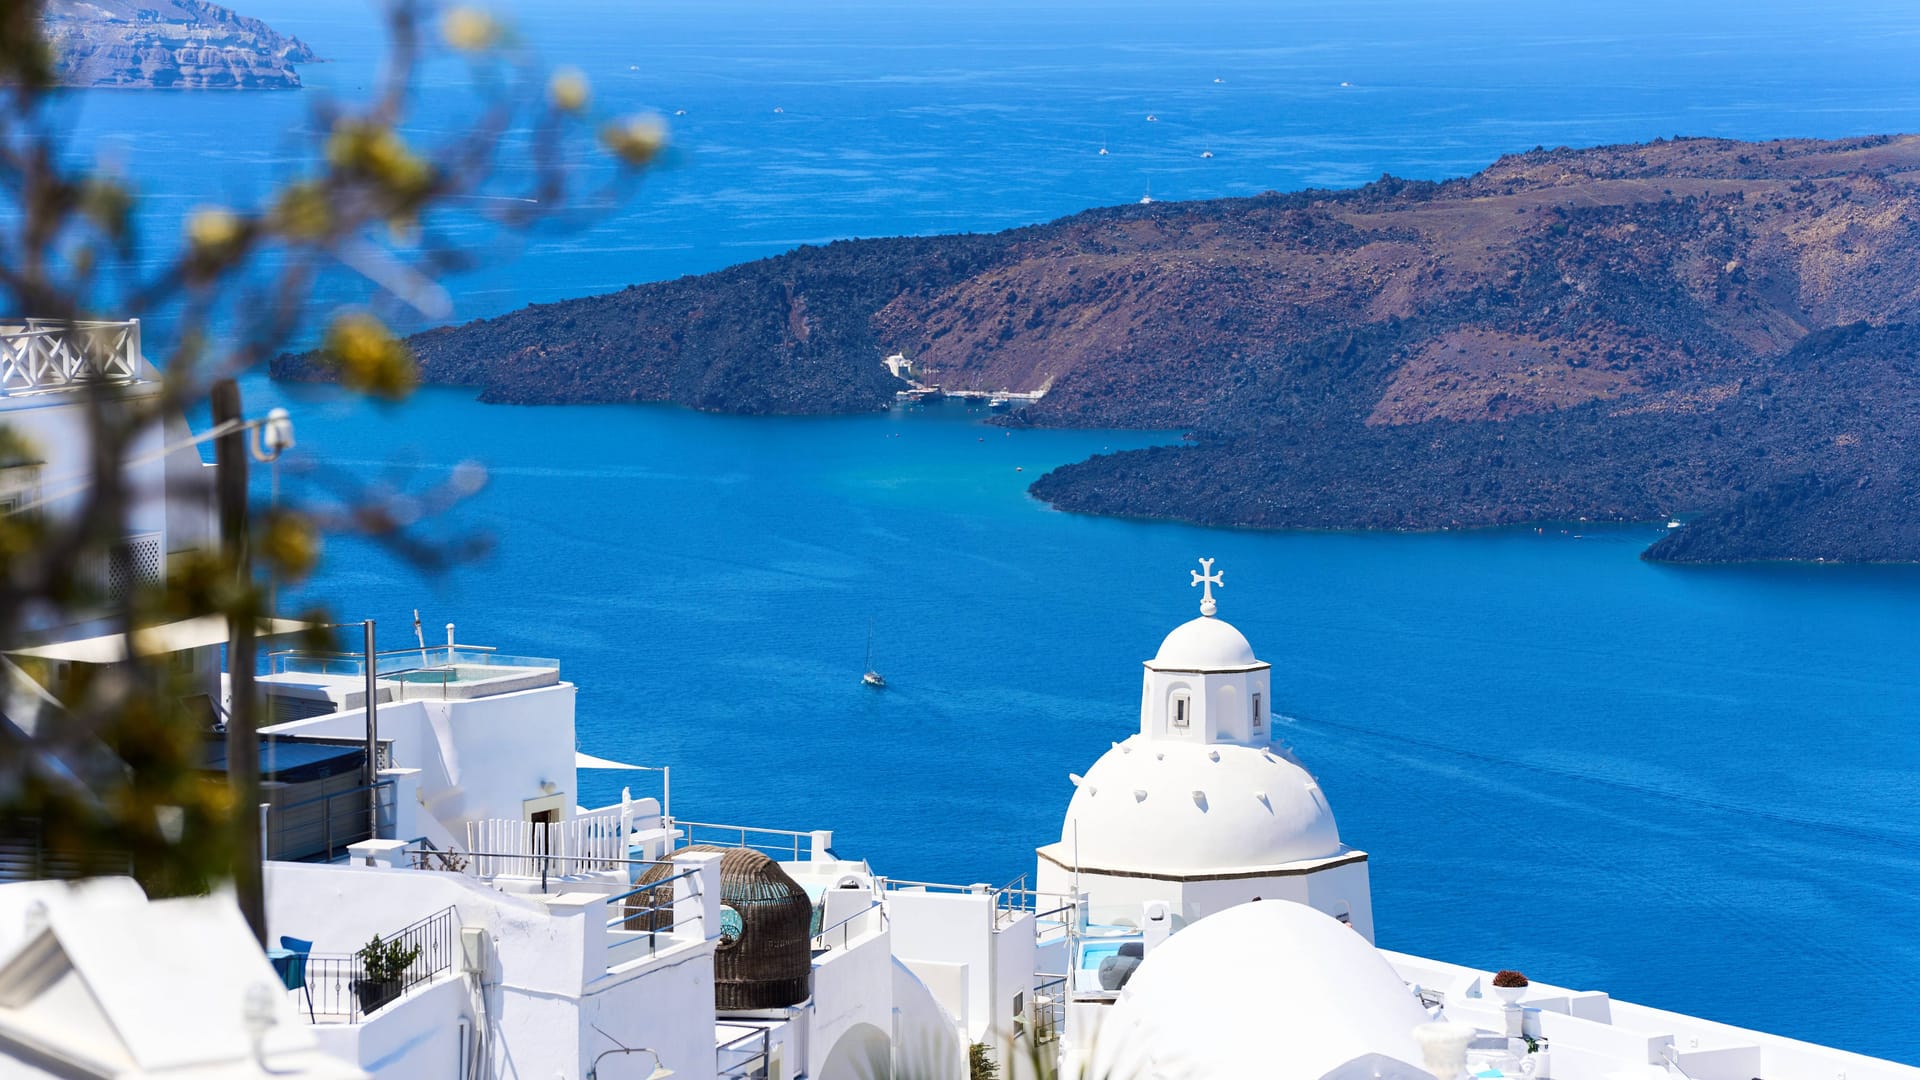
[
  {"xmin": 264, "ymin": 860, "xmax": 720, "ymax": 1080},
  {"xmin": 262, "ymin": 682, "xmax": 579, "ymax": 848}
]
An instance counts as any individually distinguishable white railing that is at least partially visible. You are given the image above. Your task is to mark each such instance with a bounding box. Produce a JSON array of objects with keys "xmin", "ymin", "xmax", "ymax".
[
  {"xmin": 0, "ymin": 320, "xmax": 143, "ymax": 394},
  {"xmin": 812, "ymin": 898, "xmax": 887, "ymax": 953},
  {"xmin": 603, "ymin": 863, "xmax": 699, "ymax": 963},
  {"xmin": 675, "ymin": 820, "xmax": 830, "ymax": 863},
  {"xmin": 716, "ymin": 1027, "xmax": 772, "ymax": 1080},
  {"xmin": 880, "ymin": 873, "xmax": 1077, "ymax": 931},
  {"xmin": 466, "ymin": 804, "xmax": 626, "ymax": 880}
]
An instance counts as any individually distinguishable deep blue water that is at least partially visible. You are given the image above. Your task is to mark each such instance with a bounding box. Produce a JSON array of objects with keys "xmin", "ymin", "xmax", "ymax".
[{"xmin": 50, "ymin": 0, "xmax": 1920, "ymax": 1062}]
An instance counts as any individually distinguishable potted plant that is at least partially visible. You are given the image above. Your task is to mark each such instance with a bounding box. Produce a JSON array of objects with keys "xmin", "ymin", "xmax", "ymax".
[
  {"xmin": 1491, "ymin": 969, "xmax": 1529, "ymax": 1006},
  {"xmin": 353, "ymin": 933, "xmax": 420, "ymax": 1015}
]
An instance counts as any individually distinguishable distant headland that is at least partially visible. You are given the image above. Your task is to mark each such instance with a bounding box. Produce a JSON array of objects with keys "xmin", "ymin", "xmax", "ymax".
[
  {"xmin": 273, "ymin": 134, "xmax": 1920, "ymax": 564},
  {"xmin": 43, "ymin": 0, "xmax": 315, "ymax": 89}
]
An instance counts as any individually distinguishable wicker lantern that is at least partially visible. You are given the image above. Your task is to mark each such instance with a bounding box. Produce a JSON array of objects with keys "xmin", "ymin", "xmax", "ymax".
[{"xmin": 624, "ymin": 845, "xmax": 814, "ymax": 1009}]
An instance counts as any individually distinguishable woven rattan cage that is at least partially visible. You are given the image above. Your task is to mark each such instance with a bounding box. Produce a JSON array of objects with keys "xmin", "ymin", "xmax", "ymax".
[{"xmin": 623, "ymin": 845, "xmax": 814, "ymax": 1009}]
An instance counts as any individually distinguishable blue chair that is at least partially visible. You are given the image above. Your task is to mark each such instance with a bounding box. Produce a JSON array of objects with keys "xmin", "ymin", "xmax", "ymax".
[{"xmin": 277, "ymin": 936, "xmax": 315, "ymax": 1021}]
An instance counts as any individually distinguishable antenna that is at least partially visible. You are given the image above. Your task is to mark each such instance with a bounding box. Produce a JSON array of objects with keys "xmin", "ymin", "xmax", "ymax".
[{"xmin": 413, "ymin": 609, "xmax": 428, "ymax": 668}]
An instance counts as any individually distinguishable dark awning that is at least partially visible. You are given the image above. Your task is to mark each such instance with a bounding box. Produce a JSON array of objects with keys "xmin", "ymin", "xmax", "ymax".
[{"xmin": 201, "ymin": 739, "xmax": 364, "ymax": 784}]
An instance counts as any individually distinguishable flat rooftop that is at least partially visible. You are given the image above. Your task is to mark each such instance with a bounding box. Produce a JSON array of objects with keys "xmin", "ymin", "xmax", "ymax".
[{"xmin": 264, "ymin": 645, "xmax": 560, "ymax": 704}]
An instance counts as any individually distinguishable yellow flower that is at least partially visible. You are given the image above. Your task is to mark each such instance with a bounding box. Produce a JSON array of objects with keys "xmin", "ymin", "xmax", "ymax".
[
  {"xmin": 599, "ymin": 114, "xmax": 668, "ymax": 167},
  {"xmin": 441, "ymin": 7, "xmax": 502, "ymax": 52},
  {"xmin": 260, "ymin": 511, "xmax": 322, "ymax": 580},
  {"xmin": 185, "ymin": 205, "xmax": 241, "ymax": 252},
  {"xmin": 327, "ymin": 120, "xmax": 433, "ymax": 200},
  {"xmin": 322, "ymin": 312, "xmax": 417, "ymax": 400},
  {"xmin": 548, "ymin": 66, "xmax": 590, "ymax": 113},
  {"xmin": 273, "ymin": 182, "xmax": 332, "ymax": 241}
]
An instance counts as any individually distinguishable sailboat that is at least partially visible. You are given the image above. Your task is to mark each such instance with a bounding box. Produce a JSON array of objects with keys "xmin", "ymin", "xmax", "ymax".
[{"xmin": 862, "ymin": 620, "xmax": 886, "ymax": 689}]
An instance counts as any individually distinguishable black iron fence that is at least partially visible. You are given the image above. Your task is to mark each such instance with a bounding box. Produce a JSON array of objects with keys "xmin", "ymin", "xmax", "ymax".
[{"xmin": 295, "ymin": 905, "xmax": 458, "ymax": 1022}]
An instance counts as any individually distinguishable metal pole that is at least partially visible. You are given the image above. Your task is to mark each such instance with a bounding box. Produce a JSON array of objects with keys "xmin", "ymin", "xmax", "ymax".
[
  {"xmin": 364, "ymin": 620, "xmax": 380, "ymax": 837},
  {"xmin": 214, "ymin": 379, "xmax": 266, "ymax": 947}
]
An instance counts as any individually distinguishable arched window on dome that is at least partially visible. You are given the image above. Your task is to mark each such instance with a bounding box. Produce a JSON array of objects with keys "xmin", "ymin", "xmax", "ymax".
[
  {"xmin": 1170, "ymin": 690, "xmax": 1191, "ymax": 729},
  {"xmin": 1251, "ymin": 693, "xmax": 1264, "ymax": 732}
]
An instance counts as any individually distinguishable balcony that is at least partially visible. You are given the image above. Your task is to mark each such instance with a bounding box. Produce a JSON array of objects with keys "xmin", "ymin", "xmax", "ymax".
[
  {"xmin": 0, "ymin": 319, "xmax": 146, "ymax": 397},
  {"xmin": 283, "ymin": 906, "xmax": 458, "ymax": 1024}
]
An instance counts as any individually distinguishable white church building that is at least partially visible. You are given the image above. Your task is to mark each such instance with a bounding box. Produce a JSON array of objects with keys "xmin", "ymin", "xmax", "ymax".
[{"xmin": 1036, "ymin": 559, "xmax": 1375, "ymax": 939}]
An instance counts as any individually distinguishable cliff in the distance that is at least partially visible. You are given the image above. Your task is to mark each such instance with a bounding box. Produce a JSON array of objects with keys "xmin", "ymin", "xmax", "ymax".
[
  {"xmin": 44, "ymin": 0, "xmax": 315, "ymax": 89},
  {"xmin": 274, "ymin": 134, "xmax": 1920, "ymax": 563}
]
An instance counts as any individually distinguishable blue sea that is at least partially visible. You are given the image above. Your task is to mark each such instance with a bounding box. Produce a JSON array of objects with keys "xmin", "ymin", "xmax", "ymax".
[{"xmin": 53, "ymin": 0, "xmax": 1920, "ymax": 1062}]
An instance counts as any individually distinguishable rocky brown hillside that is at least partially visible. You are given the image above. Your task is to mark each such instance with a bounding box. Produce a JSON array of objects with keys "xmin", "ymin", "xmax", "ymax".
[
  {"xmin": 44, "ymin": 0, "xmax": 315, "ymax": 89},
  {"xmin": 275, "ymin": 134, "xmax": 1920, "ymax": 561}
]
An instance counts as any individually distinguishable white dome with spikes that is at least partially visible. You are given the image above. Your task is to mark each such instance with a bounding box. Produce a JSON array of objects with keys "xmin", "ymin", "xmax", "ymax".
[
  {"xmin": 1059, "ymin": 735, "xmax": 1340, "ymax": 875},
  {"xmin": 1052, "ymin": 558, "xmax": 1343, "ymax": 876}
]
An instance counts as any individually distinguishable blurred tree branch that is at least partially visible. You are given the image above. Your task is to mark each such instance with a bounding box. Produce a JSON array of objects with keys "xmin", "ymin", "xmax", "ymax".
[{"xmin": 0, "ymin": 0, "xmax": 664, "ymax": 894}]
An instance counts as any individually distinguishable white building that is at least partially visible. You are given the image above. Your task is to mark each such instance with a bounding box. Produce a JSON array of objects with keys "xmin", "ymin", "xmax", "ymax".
[
  {"xmin": 6, "ymin": 533, "xmax": 1920, "ymax": 1080},
  {"xmin": 1035, "ymin": 560, "xmax": 1375, "ymax": 939},
  {"xmin": 0, "ymin": 320, "xmax": 214, "ymax": 627}
]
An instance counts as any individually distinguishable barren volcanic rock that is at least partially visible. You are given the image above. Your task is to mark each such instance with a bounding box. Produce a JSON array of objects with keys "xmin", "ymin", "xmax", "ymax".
[
  {"xmin": 43, "ymin": 0, "xmax": 315, "ymax": 89},
  {"xmin": 275, "ymin": 134, "xmax": 1920, "ymax": 562}
]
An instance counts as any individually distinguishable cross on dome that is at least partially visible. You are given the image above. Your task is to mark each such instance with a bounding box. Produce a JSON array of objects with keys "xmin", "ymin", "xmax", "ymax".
[{"xmin": 1190, "ymin": 557, "xmax": 1223, "ymax": 617}]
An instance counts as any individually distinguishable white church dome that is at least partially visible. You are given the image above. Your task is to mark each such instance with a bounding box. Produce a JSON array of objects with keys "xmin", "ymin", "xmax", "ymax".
[
  {"xmin": 1148, "ymin": 615, "xmax": 1261, "ymax": 671},
  {"xmin": 1058, "ymin": 736, "xmax": 1341, "ymax": 875},
  {"xmin": 1088, "ymin": 900, "xmax": 1429, "ymax": 1080}
]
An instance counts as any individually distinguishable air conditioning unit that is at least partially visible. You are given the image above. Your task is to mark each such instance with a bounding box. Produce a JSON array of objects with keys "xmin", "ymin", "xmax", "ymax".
[{"xmin": 460, "ymin": 926, "xmax": 491, "ymax": 976}]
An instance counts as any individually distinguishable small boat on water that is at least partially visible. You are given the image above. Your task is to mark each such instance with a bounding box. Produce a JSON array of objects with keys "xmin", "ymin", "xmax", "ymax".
[
  {"xmin": 1201, "ymin": 148, "xmax": 1214, "ymax": 159},
  {"xmin": 988, "ymin": 394, "xmax": 1011, "ymax": 410},
  {"xmin": 863, "ymin": 620, "xmax": 886, "ymax": 689}
]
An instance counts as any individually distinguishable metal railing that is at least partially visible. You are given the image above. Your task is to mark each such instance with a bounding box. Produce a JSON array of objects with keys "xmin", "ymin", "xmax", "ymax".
[
  {"xmin": 812, "ymin": 899, "xmax": 886, "ymax": 953},
  {"xmin": 265, "ymin": 779, "xmax": 394, "ymax": 863},
  {"xmin": 675, "ymin": 820, "xmax": 817, "ymax": 862},
  {"xmin": 297, "ymin": 906, "xmax": 458, "ymax": 1023},
  {"xmin": 0, "ymin": 320, "xmax": 143, "ymax": 395},
  {"xmin": 717, "ymin": 1028, "xmax": 772, "ymax": 1080},
  {"xmin": 880, "ymin": 874, "xmax": 1077, "ymax": 931},
  {"xmin": 266, "ymin": 644, "xmax": 557, "ymax": 681},
  {"xmin": 402, "ymin": 837, "xmax": 471, "ymax": 873},
  {"xmin": 1030, "ymin": 974, "xmax": 1067, "ymax": 1046},
  {"xmin": 605, "ymin": 865, "xmax": 699, "ymax": 963}
]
